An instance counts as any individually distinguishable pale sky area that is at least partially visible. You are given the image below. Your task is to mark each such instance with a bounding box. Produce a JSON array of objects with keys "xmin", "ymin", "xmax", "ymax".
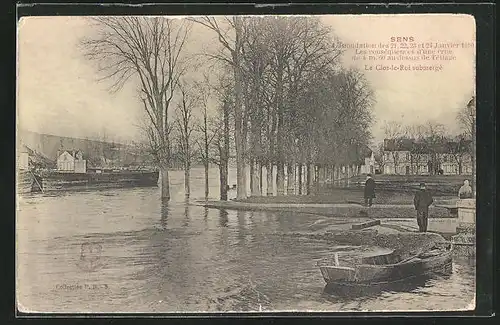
[{"xmin": 17, "ymin": 15, "xmax": 475, "ymax": 146}]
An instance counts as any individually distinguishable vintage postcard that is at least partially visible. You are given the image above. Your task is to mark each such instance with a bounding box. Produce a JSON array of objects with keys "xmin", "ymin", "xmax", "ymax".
[{"xmin": 16, "ymin": 14, "xmax": 476, "ymax": 313}]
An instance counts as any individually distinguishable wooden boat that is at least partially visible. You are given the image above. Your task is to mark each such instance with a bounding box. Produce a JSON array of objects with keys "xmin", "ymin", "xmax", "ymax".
[{"xmin": 318, "ymin": 242, "xmax": 453, "ymax": 290}]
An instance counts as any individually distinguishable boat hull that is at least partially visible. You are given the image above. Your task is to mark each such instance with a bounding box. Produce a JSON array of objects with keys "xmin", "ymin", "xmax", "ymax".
[
  {"xmin": 319, "ymin": 249, "xmax": 453, "ymax": 286},
  {"xmin": 31, "ymin": 170, "xmax": 159, "ymax": 192}
]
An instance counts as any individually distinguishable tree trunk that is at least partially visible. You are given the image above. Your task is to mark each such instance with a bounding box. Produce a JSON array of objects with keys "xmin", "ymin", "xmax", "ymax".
[
  {"xmin": 219, "ymin": 162, "xmax": 228, "ymax": 201},
  {"xmin": 250, "ymin": 158, "xmax": 261, "ymax": 196},
  {"xmin": 250, "ymin": 158, "xmax": 255, "ymax": 196},
  {"xmin": 233, "ymin": 19, "xmax": 246, "ymax": 200},
  {"xmin": 298, "ymin": 163, "xmax": 303, "ymax": 195},
  {"xmin": 276, "ymin": 162, "xmax": 285, "ymax": 196},
  {"xmin": 160, "ymin": 166, "xmax": 170, "ymax": 200},
  {"xmin": 287, "ymin": 162, "xmax": 295, "ymax": 195},
  {"xmin": 259, "ymin": 162, "xmax": 263, "ymax": 194},
  {"xmin": 220, "ymin": 97, "xmax": 230, "ymax": 201},
  {"xmin": 252, "ymin": 160, "xmax": 261, "ymax": 196},
  {"xmin": 184, "ymin": 163, "xmax": 190, "ymax": 198},
  {"xmin": 204, "ymin": 162, "xmax": 209, "ymax": 199},
  {"xmin": 266, "ymin": 162, "xmax": 273, "ymax": 196},
  {"xmin": 306, "ymin": 163, "xmax": 312, "ymax": 195}
]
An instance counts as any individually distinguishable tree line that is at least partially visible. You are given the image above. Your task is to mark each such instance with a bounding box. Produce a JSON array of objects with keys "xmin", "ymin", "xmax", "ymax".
[
  {"xmin": 81, "ymin": 16, "xmax": 375, "ymax": 201},
  {"xmin": 380, "ymin": 97, "xmax": 475, "ymax": 176}
]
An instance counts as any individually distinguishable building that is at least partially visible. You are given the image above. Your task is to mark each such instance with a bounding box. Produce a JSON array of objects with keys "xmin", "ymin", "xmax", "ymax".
[
  {"xmin": 18, "ymin": 144, "xmax": 30, "ymax": 170},
  {"xmin": 382, "ymin": 137, "xmax": 472, "ymax": 175},
  {"xmin": 360, "ymin": 151, "xmax": 380, "ymax": 175},
  {"xmin": 57, "ymin": 150, "xmax": 87, "ymax": 173}
]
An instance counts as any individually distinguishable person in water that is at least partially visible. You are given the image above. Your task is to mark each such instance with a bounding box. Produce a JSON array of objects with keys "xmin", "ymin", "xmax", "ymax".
[
  {"xmin": 364, "ymin": 174, "xmax": 376, "ymax": 207},
  {"xmin": 458, "ymin": 180, "xmax": 473, "ymax": 199},
  {"xmin": 413, "ymin": 182, "xmax": 434, "ymax": 232}
]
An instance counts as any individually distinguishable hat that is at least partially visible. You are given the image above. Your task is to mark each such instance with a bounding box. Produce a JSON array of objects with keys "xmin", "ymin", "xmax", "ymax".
[
  {"xmin": 367, "ymin": 173, "xmax": 372, "ymax": 177},
  {"xmin": 419, "ymin": 182, "xmax": 426, "ymax": 187}
]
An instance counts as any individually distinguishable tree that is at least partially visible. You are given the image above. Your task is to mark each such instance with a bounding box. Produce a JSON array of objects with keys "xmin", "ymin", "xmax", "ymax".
[
  {"xmin": 447, "ymin": 135, "xmax": 469, "ymax": 175},
  {"xmin": 457, "ymin": 96, "xmax": 476, "ymax": 190},
  {"xmin": 195, "ymin": 78, "xmax": 218, "ymax": 199},
  {"xmin": 208, "ymin": 74, "xmax": 234, "ymax": 201},
  {"xmin": 382, "ymin": 121, "xmax": 405, "ymax": 174},
  {"xmin": 191, "ymin": 16, "xmax": 248, "ymax": 200},
  {"xmin": 81, "ymin": 17, "xmax": 191, "ymax": 200},
  {"xmin": 174, "ymin": 82, "xmax": 198, "ymax": 198},
  {"xmin": 421, "ymin": 122, "xmax": 446, "ymax": 175}
]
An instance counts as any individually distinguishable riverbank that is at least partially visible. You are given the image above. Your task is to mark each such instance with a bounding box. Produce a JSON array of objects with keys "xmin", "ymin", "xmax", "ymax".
[
  {"xmin": 199, "ymin": 200, "xmax": 456, "ymax": 220},
  {"xmin": 238, "ymin": 188, "xmax": 457, "ymax": 205}
]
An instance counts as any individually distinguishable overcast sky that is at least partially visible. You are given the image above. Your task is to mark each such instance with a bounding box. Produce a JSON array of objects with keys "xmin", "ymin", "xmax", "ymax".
[{"xmin": 17, "ymin": 14, "xmax": 475, "ymax": 146}]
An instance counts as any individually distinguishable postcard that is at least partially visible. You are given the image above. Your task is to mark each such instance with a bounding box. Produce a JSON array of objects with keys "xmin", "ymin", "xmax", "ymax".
[{"xmin": 16, "ymin": 14, "xmax": 476, "ymax": 313}]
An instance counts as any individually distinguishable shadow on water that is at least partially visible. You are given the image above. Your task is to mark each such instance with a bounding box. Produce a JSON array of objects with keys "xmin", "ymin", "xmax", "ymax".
[
  {"xmin": 160, "ymin": 199, "xmax": 170, "ymax": 230},
  {"xmin": 322, "ymin": 274, "xmax": 447, "ymax": 301},
  {"xmin": 183, "ymin": 198, "xmax": 190, "ymax": 228},
  {"xmin": 219, "ymin": 209, "xmax": 229, "ymax": 227}
]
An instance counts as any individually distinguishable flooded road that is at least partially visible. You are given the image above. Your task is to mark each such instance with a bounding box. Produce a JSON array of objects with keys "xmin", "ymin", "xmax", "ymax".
[{"xmin": 16, "ymin": 168, "xmax": 475, "ymax": 313}]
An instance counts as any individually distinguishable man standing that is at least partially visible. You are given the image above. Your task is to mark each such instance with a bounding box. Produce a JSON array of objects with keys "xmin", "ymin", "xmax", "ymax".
[
  {"xmin": 458, "ymin": 179, "xmax": 473, "ymax": 199},
  {"xmin": 364, "ymin": 174, "xmax": 376, "ymax": 207},
  {"xmin": 413, "ymin": 182, "xmax": 434, "ymax": 232}
]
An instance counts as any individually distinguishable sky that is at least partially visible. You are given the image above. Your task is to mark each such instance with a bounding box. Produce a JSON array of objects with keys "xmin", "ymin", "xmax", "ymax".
[{"xmin": 17, "ymin": 15, "xmax": 475, "ymax": 146}]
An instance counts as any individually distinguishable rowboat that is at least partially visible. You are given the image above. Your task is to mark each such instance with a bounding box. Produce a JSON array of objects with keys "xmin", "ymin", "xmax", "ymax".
[{"xmin": 318, "ymin": 242, "xmax": 453, "ymax": 293}]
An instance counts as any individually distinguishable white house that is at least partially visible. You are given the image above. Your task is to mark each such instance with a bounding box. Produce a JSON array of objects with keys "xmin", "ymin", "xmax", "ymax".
[
  {"xmin": 57, "ymin": 150, "xmax": 87, "ymax": 173},
  {"xmin": 360, "ymin": 151, "xmax": 377, "ymax": 175},
  {"xmin": 382, "ymin": 138, "xmax": 472, "ymax": 175}
]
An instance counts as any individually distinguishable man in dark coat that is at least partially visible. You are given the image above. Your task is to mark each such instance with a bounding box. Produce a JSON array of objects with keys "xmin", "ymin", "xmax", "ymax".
[
  {"xmin": 413, "ymin": 182, "xmax": 434, "ymax": 232},
  {"xmin": 364, "ymin": 174, "xmax": 376, "ymax": 207}
]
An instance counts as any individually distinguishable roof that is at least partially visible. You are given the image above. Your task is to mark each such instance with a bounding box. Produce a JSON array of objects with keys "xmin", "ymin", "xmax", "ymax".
[
  {"xmin": 58, "ymin": 149, "xmax": 83, "ymax": 157},
  {"xmin": 383, "ymin": 137, "xmax": 471, "ymax": 154},
  {"xmin": 383, "ymin": 138, "xmax": 414, "ymax": 151}
]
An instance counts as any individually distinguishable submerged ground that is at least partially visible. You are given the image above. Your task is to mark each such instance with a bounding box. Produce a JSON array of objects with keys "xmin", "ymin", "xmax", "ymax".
[{"xmin": 17, "ymin": 168, "xmax": 474, "ymax": 313}]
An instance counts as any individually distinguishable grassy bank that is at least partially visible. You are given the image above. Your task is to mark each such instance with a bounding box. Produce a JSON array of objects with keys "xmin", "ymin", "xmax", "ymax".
[
  {"xmin": 237, "ymin": 187, "xmax": 456, "ymax": 205},
  {"xmin": 338, "ymin": 174, "xmax": 470, "ymax": 195},
  {"xmin": 203, "ymin": 200, "xmax": 453, "ymax": 219}
]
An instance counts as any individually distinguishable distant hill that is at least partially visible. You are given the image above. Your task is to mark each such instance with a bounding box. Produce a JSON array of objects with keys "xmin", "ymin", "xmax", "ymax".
[{"xmin": 17, "ymin": 130, "xmax": 151, "ymax": 167}]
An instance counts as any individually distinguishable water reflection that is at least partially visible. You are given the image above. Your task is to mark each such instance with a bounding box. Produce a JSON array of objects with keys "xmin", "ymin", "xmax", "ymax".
[
  {"xmin": 160, "ymin": 200, "xmax": 169, "ymax": 230},
  {"xmin": 183, "ymin": 198, "xmax": 190, "ymax": 228},
  {"xmin": 17, "ymin": 168, "xmax": 476, "ymax": 312},
  {"xmin": 219, "ymin": 209, "xmax": 229, "ymax": 228}
]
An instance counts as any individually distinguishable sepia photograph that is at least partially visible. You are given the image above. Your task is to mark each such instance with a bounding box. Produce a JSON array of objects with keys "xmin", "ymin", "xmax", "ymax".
[{"xmin": 16, "ymin": 14, "xmax": 476, "ymax": 313}]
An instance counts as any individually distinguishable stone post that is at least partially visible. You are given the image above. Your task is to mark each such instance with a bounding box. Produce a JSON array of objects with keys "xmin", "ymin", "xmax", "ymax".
[{"xmin": 451, "ymin": 199, "xmax": 476, "ymax": 257}]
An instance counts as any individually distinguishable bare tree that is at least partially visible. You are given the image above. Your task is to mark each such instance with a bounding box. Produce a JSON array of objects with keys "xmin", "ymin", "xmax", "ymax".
[
  {"xmin": 195, "ymin": 78, "xmax": 217, "ymax": 199},
  {"xmin": 190, "ymin": 16, "xmax": 248, "ymax": 200},
  {"xmin": 81, "ymin": 17, "xmax": 191, "ymax": 200},
  {"xmin": 382, "ymin": 121, "xmax": 405, "ymax": 174},
  {"xmin": 175, "ymin": 82, "xmax": 198, "ymax": 198},
  {"xmin": 447, "ymin": 134, "xmax": 469, "ymax": 175},
  {"xmin": 421, "ymin": 121, "xmax": 446, "ymax": 175},
  {"xmin": 457, "ymin": 96, "xmax": 476, "ymax": 139},
  {"xmin": 457, "ymin": 96, "xmax": 476, "ymax": 189}
]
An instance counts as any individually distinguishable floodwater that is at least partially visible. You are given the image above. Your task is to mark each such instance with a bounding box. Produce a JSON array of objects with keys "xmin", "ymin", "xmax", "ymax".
[{"xmin": 16, "ymin": 167, "xmax": 475, "ymax": 313}]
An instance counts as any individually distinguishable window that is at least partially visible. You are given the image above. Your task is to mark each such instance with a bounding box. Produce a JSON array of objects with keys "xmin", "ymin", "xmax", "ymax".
[{"xmin": 406, "ymin": 152, "xmax": 410, "ymax": 160}]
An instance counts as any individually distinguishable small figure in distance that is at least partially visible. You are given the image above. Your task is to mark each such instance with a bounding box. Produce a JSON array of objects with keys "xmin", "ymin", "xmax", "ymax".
[
  {"xmin": 364, "ymin": 174, "xmax": 376, "ymax": 207},
  {"xmin": 458, "ymin": 179, "xmax": 473, "ymax": 199},
  {"xmin": 413, "ymin": 182, "xmax": 434, "ymax": 232}
]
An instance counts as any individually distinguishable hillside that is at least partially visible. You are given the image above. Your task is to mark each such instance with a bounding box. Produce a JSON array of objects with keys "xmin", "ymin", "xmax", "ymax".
[{"xmin": 18, "ymin": 130, "xmax": 150, "ymax": 167}]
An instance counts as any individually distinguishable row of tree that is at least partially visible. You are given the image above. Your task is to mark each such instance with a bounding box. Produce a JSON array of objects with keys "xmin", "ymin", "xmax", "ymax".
[{"xmin": 82, "ymin": 16, "xmax": 375, "ymax": 201}]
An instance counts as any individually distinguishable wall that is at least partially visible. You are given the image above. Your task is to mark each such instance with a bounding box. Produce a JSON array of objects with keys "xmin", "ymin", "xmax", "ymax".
[
  {"xmin": 57, "ymin": 152, "xmax": 75, "ymax": 172},
  {"xmin": 74, "ymin": 160, "xmax": 87, "ymax": 173}
]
